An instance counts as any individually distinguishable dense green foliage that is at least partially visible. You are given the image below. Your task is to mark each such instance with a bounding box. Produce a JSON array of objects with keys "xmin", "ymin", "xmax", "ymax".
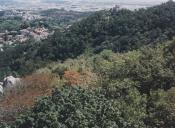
[
  {"xmin": 1, "ymin": 1, "xmax": 175, "ymax": 79},
  {"xmin": 1, "ymin": 1, "xmax": 175, "ymax": 128},
  {"xmin": 0, "ymin": 17, "xmax": 22, "ymax": 32},
  {"xmin": 4, "ymin": 85, "xmax": 147, "ymax": 128},
  {"xmin": 92, "ymin": 43, "xmax": 175, "ymax": 127},
  {"xmin": 48, "ymin": 0, "xmax": 175, "ymax": 57},
  {"xmin": 1, "ymin": 40, "xmax": 175, "ymax": 128}
]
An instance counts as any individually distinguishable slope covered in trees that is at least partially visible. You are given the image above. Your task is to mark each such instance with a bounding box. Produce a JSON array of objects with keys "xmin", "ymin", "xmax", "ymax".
[
  {"xmin": 1, "ymin": 40, "xmax": 175, "ymax": 128},
  {"xmin": 43, "ymin": 0, "xmax": 175, "ymax": 58},
  {"xmin": 1, "ymin": 2, "xmax": 175, "ymax": 127},
  {"xmin": 1, "ymin": 1, "xmax": 175, "ymax": 79},
  {"xmin": 0, "ymin": 1, "xmax": 175, "ymax": 78}
]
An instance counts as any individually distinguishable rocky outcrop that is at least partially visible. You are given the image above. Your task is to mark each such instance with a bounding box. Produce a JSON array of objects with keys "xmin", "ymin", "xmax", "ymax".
[
  {"xmin": 0, "ymin": 76, "xmax": 21, "ymax": 96},
  {"xmin": 0, "ymin": 82, "xmax": 3, "ymax": 95},
  {"xmin": 3, "ymin": 76, "xmax": 21, "ymax": 88}
]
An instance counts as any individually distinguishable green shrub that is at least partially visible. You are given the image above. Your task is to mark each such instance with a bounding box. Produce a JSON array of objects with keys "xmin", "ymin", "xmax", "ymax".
[{"xmin": 6, "ymin": 85, "xmax": 146, "ymax": 128}]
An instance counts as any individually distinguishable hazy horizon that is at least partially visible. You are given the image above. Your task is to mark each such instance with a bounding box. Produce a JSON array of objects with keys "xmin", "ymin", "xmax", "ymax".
[
  {"xmin": 0, "ymin": 0, "xmax": 171, "ymax": 4},
  {"xmin": 0, "ymin": 0, "xmax": 173, "ymax": 11}
]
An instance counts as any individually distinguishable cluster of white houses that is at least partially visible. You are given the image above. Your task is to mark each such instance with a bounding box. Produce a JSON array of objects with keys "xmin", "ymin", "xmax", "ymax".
[{"xmin": 0, "ymin": 27, "xmax": 50, "ymax": 48}]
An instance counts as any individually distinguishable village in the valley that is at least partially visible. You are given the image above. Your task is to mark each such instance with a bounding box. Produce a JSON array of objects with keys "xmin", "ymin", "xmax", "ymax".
[{"xmin": 0, "ymin": 27, "xmax": 50, "ymax": 46}]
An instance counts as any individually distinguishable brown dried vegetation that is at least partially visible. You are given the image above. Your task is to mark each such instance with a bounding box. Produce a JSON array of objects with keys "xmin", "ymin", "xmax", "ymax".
[
  {"xmin": 63, "ymin": 70, "xmax": 99, "ymax": 87},
  {"xmin": 64, "ymin": 71, "xmax": 81, "ymax": 86},
  {"xmin": 0, "ymin": 74, "xmax": 57, "ymax": 122}
]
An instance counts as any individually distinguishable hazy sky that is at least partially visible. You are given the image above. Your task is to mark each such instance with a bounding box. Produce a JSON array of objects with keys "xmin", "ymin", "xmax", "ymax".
[
  {"xmin": 0, "ymin": 0, "xmax": 173, "ymax": 12},
  {"xmin": 14, "ymin": 0, "xmax": 170, "ymax": 3},
  {"xmin": 2, "ymin": 0, "xmax": 173, "ymax": 6}
]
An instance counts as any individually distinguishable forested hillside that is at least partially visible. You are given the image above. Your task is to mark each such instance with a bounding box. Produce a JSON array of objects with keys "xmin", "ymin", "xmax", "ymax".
[
  {"xmin": 1, "ymin": 1, "xmax": 175, "ymax": 128},
  {"xmin": 1, "ymin": 40, "xmax": 175, "ymax": 128},
  {"xmin": 1, "ymin": 1, "xmax": 175, "ymax": 79}
]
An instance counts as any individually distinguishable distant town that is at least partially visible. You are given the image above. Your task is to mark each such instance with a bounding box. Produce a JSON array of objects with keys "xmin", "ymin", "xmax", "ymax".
[
  {"xmin": 0, "ymin": 0, "xmax": 167, "ymax": 51},
  {"xmin": 0, "ymin": 27, "xmax": 50, "ymax": 47},
  {"xmin": 0, "ymin": 5, "xmax": 90, "ymax": 51}
]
